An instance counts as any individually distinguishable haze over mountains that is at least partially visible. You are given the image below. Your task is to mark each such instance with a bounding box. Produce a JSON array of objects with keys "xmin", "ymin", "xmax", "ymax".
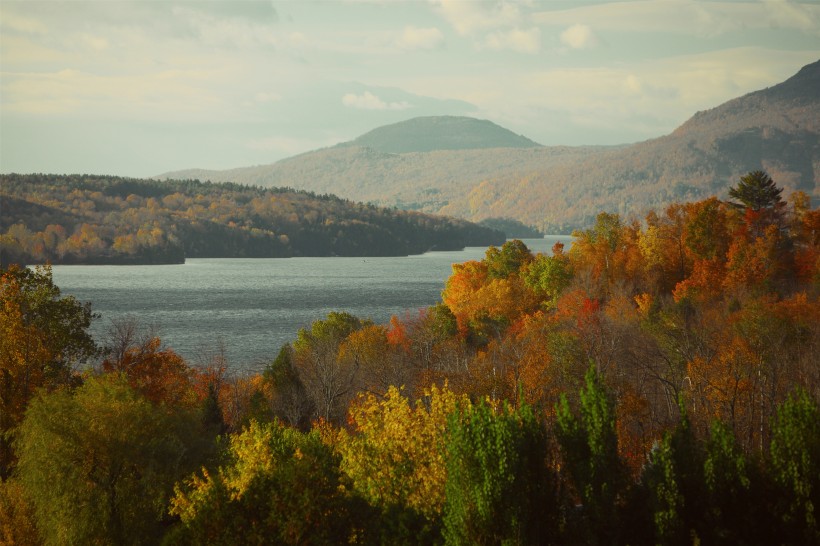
[{"xmin": 161, "ymin": 60, "xmax": 820, "ymax": 233}]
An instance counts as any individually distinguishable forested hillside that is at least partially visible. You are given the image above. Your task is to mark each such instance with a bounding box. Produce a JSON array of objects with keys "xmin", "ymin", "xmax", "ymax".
[
  {"xmin": 161, "ymin": 60, "xmax": 820, "ymax": 234},
  {"xmin": 454, "ymin": 59, "xmax": 820, "ymax": 232},
  {"xmin": 0, "ymin": 174, "xmax": 503, "ymax": 265},
  {"xmin": 2, "ymin": 172, "xmax": 819, "ymax": 544}
]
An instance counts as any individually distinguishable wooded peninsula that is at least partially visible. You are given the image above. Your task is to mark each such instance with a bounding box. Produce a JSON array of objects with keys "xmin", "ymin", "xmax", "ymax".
[{"xmin": 0, "ymin": 174, "xmax": 504, "ymax": 265}]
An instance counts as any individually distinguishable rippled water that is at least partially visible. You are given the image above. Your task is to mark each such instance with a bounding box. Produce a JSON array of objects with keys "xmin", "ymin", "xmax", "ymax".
[{"xmin": 51, "ymin": 237, "xmax": 568, "ymax": 373}]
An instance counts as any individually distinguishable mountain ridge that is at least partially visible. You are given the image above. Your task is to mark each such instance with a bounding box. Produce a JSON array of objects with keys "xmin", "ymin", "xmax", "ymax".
[{"xmin": 159, "ymin": 60, "xmax": 819, "ymax": 232}]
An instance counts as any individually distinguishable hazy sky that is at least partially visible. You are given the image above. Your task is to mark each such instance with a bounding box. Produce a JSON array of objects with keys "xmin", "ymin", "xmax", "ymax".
[{"xmin": 1, "ymin": 0, "xmax": 818, "ymax": 177}]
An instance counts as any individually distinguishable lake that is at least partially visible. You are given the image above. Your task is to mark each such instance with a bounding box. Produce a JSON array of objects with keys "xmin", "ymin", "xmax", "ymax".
[{"xmin": 50, "ymin": 237, "xmax": 569, "ymax": 374}]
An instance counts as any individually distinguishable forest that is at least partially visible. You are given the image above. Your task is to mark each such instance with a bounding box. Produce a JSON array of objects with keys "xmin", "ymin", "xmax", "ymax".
[
  {"xmin": 0, "ymin": 174, "xmax": 504, "ymax": 265},
  {"xmin": 1, "ymin": 171, "xmax": 819, "ymax": 545}
]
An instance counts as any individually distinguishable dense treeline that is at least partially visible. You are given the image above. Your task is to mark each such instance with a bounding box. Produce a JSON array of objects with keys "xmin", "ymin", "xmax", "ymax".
[
  {"xmin": 0, "ymin": 173, "xmax": 504, "ymax": 265},
  {"xmin": 1, "ymin": 171, "xmax": 819, "ymax": 544}
]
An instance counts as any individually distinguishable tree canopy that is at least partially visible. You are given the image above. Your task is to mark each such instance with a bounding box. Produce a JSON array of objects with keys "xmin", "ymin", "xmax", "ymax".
[
  {"xmin": 0, "ymin": 265, "xmax": 97, "ymax": 477},
  {"xmin": 2, "ymin": 172, "xmax": 819, "ymax": 544},
  {"xmin": 15, "ymin": 374, "xmax": 205, "ymax": 546},
  {"xmin": 728, "ymin": 170, "xmax": 785, "ymax": 212}
]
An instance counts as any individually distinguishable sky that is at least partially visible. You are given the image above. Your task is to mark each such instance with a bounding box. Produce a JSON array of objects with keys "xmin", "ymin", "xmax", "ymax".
[{"xmin": 1, "ymin": 0, "xmax": 818, "ymax": 178}]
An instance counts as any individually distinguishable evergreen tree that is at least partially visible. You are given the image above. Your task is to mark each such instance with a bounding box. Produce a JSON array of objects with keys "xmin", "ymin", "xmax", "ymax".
[
  {"xmin": 769, "ymin": 389, "xmax": 820, "ymax": 544},
  {"xmin": 728, "ymin": 170, "xmax": 787, "ymax": 236},
  {"xmin": 444, "ymin": 400, "xmax": 557, "ymax": 545},
  {"xmin": 642, "ymin": 404, "xmax": 705, "ymax": 545},
  {"xmin": 703, "ymin": 420, "xmax": 760, "ymax": 544},
  {"xmin": 728, "ymin": 170, "xmax": 784, "ymax": 212},
  {"xmin": 555, "ymin": 365, "xmax": 625, "ymax": 545}
]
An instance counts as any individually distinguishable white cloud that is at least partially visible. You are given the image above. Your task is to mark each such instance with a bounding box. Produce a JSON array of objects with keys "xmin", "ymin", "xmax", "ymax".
[
  {"xmin": 342, "ymin": 91, "xmax": 411, "ymax": 110},
  {"xmin": 763, "ymin": 0, "xmax": 817, "ymax": 31},
  {"xmin": 396, "ymin": 26, "xmax": 445, "ymax": 50},
  {"xmin": 623, "ymin": 74, "xmax": 643, "ymax": 95},
  {"xmin": 560, "ymin": 24, "xmax": 596, "ymax": 50},
  {"xmin": 432, "ymin": 0, "xmax": 524, "ymax": 35},
  {"xmin": 485, "ymin": 27, "xmax": 541, "ymax": 54},
  {"xmin": 536, "ymin": 0, "xmax": 820, "ymax": 37},
  {"xmin": 0, "ymin": 11, "xmax": 48, "ymax": 34},
  {"xmin": 171, "ymin": 6, "xmax": 278, "ymax": 48}
]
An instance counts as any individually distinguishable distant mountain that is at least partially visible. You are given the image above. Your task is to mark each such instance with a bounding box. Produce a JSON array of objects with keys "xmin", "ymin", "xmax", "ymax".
[
  {"xmin": 160, "ymin": 143, "xmax": 605, "ymax": 232},
  {"xmin": 160, "ymin": 60, "xmax": 819, "ymax": 233},
  {"xmin": 341, "ymin": 116, "xmax": 542, "ymax": 153}
]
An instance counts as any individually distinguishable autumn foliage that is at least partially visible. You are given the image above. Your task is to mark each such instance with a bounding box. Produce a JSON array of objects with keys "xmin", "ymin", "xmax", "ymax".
[{"xmin": 2, "ymin": 172, "xmax": 819, "ymax": 543}]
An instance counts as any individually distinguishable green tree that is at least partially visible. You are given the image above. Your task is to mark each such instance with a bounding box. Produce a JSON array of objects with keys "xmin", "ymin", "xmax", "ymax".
[
  {"xmin": 644, "ymin": 433, "xmax": 687, "ymax": 545},
  {"xmin": 728, "ymin": 170, "xmax": 784, "ymax": 213},
  {"xmin": 769, "ymin": 388, "xmax": 820, "ymax": 544},
  {"xmin": 15, "ymin": 374, "xmax": 205, "ymax": 545},
  {"xmin": 642, "ymin": 405, "xmax": 706, "ymax": 545},
  {"xmin": 728, "ymin": 171, "xmax": 787, "ymax": 238},
  {"xmin": 263, "ymin": 344, "xmax": 313, "ymax": 429},
  {"xmin": 443, "ymin": 400, "xmax": 557, "ymax": 545},
  {"xmin": 702, "ymin": 421, "xmax": 759, "ymax": 544},
  {"xmin": 484, "ymin": 239, "xmax": 533, "ymax": 279},
  {"xmin": 523, "ymin": 245, "xmax": 573, "ymax": 308},
  {"xmin": 555, "ymin": 365, "xmax": 625, "ymax": 545}
]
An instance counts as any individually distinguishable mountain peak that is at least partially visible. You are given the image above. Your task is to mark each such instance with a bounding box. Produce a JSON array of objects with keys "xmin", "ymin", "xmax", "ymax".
[
  {"xmin": 342, "ymin": 116, "xmax": 542, "ymax": 154},
  {"xmin": 672, "ymin": 59, "xmax": 820, "ymax": 137},
  {"xmin": 762, "ymin": 58, "xmax": 820, "ymax": 102}
]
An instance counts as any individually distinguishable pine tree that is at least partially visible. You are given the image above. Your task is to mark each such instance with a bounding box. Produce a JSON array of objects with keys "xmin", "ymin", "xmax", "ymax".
[{"xmin": 728, "ymin": 170, "xmax": 784, "ymax": 212}]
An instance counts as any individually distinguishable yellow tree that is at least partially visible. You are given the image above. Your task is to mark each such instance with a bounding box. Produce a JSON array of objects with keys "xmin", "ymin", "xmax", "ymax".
[
  {"xmin": 570, "ymin": 212, "xmax": 625, "ymax": 293},
  {"xmin": 442, "ymin": 259, "xmax": 539, "ymax": 347},
  {"xmin": 332, "ymin": 384, "xmax": 468, "ymax": 525},
  {"xmin": 442, "ymin": 260, "xmax": 488, "ymax": 336},
  {"xmin": 170, "ymin": 420, "xmax": 369, "ymax": 545},
  {"xmin": 0, "ymin": 281, "xmax": 50, "ymax": 478},
  {"xmin": 639, "ymin": 204, "xmax": 690, "ymax": 294}
]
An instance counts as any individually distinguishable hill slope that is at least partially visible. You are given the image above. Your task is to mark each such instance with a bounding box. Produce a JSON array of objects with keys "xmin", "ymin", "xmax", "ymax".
[{"xmin": 160, "ymin": 60, "xmax": 819, "ymax": 232}]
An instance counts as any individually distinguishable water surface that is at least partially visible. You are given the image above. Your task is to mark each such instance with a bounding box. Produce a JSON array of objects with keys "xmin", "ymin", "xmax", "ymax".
[{"xmin": 51, "ymin": 237, "xmax": 568, "ymax": 372}]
